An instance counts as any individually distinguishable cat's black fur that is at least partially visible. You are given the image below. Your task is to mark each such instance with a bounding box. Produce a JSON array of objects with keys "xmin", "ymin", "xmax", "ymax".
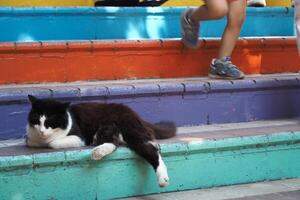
[
  {"xmin": 26, "ymin": 95, "xmax": 176, "ymax": 187},
  {"xmin": 69, "ymin": 102, "xmax": 176, "ymax": 145}
]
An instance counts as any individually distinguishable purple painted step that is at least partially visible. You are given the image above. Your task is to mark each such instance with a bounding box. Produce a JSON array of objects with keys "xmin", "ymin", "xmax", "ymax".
[{"xmin": 1, "ymin": 74, "xmax": 300, "ymax": 140}]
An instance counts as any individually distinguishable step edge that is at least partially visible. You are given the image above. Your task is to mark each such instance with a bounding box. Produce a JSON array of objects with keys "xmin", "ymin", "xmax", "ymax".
[
  {"xmin": 1, "ymin": 131, "xmax": 299, "ymax": 169},
  {"xmin": 0, "ymin": 7, "xmax": 293, "ymax": 16},
  {"xmin": 0, "ymin": 37, "xmax": 296, "ymax": 52},
  {"xmin": 0, "ymin": 75, "xmax": 299, "ymax": 102}
]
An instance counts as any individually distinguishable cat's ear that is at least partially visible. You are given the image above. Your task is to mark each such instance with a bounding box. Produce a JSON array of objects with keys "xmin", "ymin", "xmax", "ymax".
[{"xmin": 28, "ymin": 95, "xmax": 38, "ymax": 104}]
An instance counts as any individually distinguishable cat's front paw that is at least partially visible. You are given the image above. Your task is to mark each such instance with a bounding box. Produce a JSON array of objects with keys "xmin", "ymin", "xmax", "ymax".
[
  {"xmin": 48, "ymin": 140, "xmax": 62, "ymax": 149},
  {"xmin": 91, "ymin": 143, "xmax": 116, "ymax": 161},
  {"xmin": 91, "ymin": 147, "xmax": 106, "ymax": 160}
]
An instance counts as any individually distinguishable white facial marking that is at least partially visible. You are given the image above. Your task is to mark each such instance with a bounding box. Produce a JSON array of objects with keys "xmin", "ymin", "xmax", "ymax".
[
  {"xmin": 38, "ymin": 115, "xmax": 47, "ymax": 138},
  {"xmin": 38, "ymin": 115, "xmax": 52, "ymax": 138},
  {"xmin": 91, "ymin": 143, "xmax": 117, "ymax": 160},
  {"xmin": 156, "ymin": 154, "xmax": 169, "ymax": 187},
  {"xmin": 40, "ymin": 115, "xmax": 46, "ymax": 126}
]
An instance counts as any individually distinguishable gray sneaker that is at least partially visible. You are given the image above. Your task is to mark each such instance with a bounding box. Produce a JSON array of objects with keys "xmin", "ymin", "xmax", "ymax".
[
  {"xmin": 181, "ymin": 9, "xmax": 200, "ymax": 49},
  {"xmin": 209, "ymin": 57, "xmax": 245, "ymax": 80}
]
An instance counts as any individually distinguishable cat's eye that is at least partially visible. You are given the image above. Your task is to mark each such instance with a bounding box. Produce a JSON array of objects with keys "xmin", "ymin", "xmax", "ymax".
[
  {"xmin": 44, "ymin": 117, "xmax": 58, "ymax": 129},
  {"xmin": 29, "ymin": 113, "xmax": 40, "ymax": 125},
  {"xmin": 47, "ymin": 115, "xmax": 56, "ymax": 121},
  {"xmin": 44, "ymin": 120, "xmax": 54, "ymax": 129}
]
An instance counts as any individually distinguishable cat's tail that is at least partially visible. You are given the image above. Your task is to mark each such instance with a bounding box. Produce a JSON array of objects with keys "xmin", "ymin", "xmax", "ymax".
[{"xmin": 147, "ymin": 121, "xmax": 176, "ymax": 139}]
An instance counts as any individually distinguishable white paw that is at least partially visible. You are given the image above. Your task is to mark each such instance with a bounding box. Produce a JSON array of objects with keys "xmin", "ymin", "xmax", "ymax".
[
  {"xmin": 91, "ymin": 147, "xmax": 106, "ymax": 160},
  {"xmin": 158, "ymin": 174, "xmax": 169, "ymax": 187},
  {"xmin": 91, "ymin": 143, "xmax": 116, "ymax": 161},
  {"xmin": 156, "ymin": 154, "xmax": 169, "ymax": 187},
  {"xmin": 48, "ymin": 140, "xmax": 62, "ymax": 149}
]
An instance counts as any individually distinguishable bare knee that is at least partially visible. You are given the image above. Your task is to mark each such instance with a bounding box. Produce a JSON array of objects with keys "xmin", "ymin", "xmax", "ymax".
[{"xmin": 207, "ymin": 4, "xmax": 228, "ymax": 19}]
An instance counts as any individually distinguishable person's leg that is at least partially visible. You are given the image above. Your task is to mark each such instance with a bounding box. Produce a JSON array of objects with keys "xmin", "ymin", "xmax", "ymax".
[
  {"xmin": 181, "ymin": 0, "xmax": 228, "ymax": 48},
  {"xmin": 191, "ymin": 0, "xmax": 228, "ymax": 22},
  {"xmin": 209, "ymin": 0, "xmax": 246, "ymax": 79},
  {"xmin": 218, "ymin": 0, "xmax": 246, "ymax": 59}
]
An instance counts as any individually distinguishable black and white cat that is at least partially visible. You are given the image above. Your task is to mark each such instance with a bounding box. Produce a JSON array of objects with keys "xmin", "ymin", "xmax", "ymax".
[{"xmin": 25, "ymin": 95, "xmax": 176, "ymax": 187}]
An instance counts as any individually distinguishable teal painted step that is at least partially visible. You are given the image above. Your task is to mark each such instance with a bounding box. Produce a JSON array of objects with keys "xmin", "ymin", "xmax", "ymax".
[{"xmin": 1, "ymin": 119, "xmax": 300, "ymax": 199}]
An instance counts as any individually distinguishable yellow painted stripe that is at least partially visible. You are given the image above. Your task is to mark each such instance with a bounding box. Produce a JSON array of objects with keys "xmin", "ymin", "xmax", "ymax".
[
  {"xmin": 0, "ymin": 0, "xmax": 94, "ymax": 7},
  {"xmin": 161, "ymin": 0, "xmax": 204, "ymax": 7},
  {"xmin": 267, "ymin": 0, "xmax": 291, "ymax": 6},
  {"xmin": 0, "ymin": 0, "xmax": 292, "ymax": 7}
]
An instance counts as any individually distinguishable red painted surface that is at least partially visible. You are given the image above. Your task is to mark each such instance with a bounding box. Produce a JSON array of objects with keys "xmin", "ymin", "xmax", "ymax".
[{"xmin": 0, "ymin": 38, "xmax": 299, "ymax": 84}]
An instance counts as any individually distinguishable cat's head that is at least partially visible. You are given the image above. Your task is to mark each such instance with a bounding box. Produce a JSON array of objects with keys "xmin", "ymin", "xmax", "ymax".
[{"xmin": 27, "ymin": 95, "xmax": 71, "ymax": 139}]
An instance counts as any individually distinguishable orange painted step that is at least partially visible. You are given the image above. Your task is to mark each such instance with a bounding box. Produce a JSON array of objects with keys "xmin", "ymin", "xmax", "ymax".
[{"xmin": 0, "ymin": 38, "xmax": 299, "ymax": 85}]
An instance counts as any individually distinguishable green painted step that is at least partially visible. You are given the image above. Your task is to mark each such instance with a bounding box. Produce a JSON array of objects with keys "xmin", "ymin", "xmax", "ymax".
[{"xmin": 1, "ymin": 119, "xmax": 300, "ymax": 199}]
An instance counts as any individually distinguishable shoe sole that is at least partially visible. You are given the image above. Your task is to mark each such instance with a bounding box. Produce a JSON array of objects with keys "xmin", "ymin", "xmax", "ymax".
[{"xmin": 208, "ymin": 73, "xmax": 245, "ymax": 80}]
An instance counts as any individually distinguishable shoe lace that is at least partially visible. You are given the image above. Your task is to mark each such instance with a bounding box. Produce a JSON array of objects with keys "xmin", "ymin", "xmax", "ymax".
[
  {"xmin": 219, "ymin": 57, "xmax": 239, "ymax": 71},
  {"xmin": 213, "ymin": 57, "xmax": 241, "ymax": 76}
]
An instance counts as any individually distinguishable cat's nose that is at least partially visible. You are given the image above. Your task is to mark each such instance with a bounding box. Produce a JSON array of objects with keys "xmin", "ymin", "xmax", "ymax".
[
  {"xmin": 40, "ymin": 126, "xmax": 46, "ymax": 132},
  {"xmin": 39, "ymin": 128, "xmax": 47, "ymax": 137},
  {"xmin": 40, "ymin": 131, "xmax": 46, "ymax": 137}
]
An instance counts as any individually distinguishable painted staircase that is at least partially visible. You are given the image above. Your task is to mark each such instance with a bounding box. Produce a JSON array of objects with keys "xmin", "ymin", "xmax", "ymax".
[{"xmin": 0, "ymin": 7, "xmax": 300, "ymax": 200}]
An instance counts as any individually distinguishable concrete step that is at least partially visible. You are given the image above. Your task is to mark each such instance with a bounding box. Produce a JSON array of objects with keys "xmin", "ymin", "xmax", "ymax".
[
  {"xmin": 1, "ymin": 119, "xmax": 300, "ymax": 199},
  {"xmin": 122, "ymin": 179, "xmax": 300, "ymax": 200},
  {"xmin": 1, "ymin": 74, "xmax": 300, "ymax": 140}
]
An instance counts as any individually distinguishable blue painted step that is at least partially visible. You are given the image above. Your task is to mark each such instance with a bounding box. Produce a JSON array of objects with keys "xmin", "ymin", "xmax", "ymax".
[
  {"xmin": 0, "ymin": 7, "xmax": 294, "ymax": 42},
  {"xmin": 1, "ymin": 74, "xmax": 300, "ymax": 140}
]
